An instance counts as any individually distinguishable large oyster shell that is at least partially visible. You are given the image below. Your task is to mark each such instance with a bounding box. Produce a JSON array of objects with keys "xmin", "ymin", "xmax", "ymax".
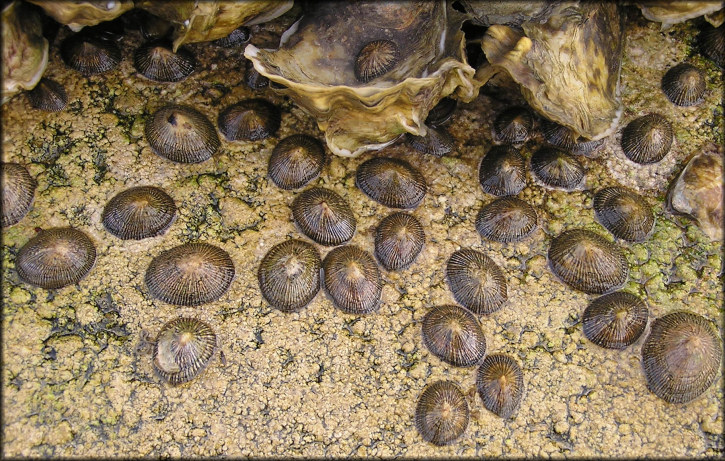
[
  {"xmin": 2, "ymin": 1, "xmax": 48, "ymax": 104},
  {"xmin": 245, "ymin": 1, "xmax": 479, "ymax": 157},
  {"xmin": 136, "ymin": 0, "xmax": 293, "ymax": 52},
  {"xmin": 480, "ymin": 2, "xmax": 624, "ymax": 141},
  {"xmin": 460, "ymin": 0, "xmax": 556, "ymax": 27},
  {"xmin": 637, "ymin": 1, "xmax": 722, "ymax": 29},
  {"xmin": 666, "ymin": 145, "xmax": 723, "ymax": 242},
  {"xmin": 26, "ymin": 1, "xmax": 134, "ymax": 32}
]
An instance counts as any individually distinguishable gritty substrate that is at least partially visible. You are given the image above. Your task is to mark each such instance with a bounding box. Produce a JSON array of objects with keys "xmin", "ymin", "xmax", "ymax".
[{"xmin": 2, "ymin": 9, "xmax": 723, "ymax": 458}]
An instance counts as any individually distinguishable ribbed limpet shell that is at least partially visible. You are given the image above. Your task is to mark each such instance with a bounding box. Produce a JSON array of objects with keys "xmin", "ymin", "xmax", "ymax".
[
  {"xmin": 421, "ymin": 304, "xmax": 487, "ymax": 367},
  {"xmin": 16, "ymin": 227, "xmax": 96, "ymax": 289},
  {"xmin": 101, "ymin": 186, "xmax": 177, "ymax": 240},
  {"xmin": 476, "ymin": 353, "xmax": 524, "ymax": 419},
  {"xmin": 217, "ymin": 99, "xmax": 281, "ymax": 142},
  {"xmin": 593, "ymin": 186, "xmax": 654, "ymax": 242},
  {"xmin": 322, "ymin": 245, "xmax": 382, "ymax": 315},
  {"xmin": 292, "ymin": 187, "xmax": 356, "ymax": 246},
  {"xmin": 153, "ymin": 316, "xmax": 217, "ymax": 385},
  {"xmin": 620, "ymin": 113, "xmax": 673, "ymax": 165},
  {"xmin": 134, "ymin": 40, "xmax": 196, "ymax": 82},
  {"xmin": 415, "ymin": 380, "xmax": 469, "ymax": 446},
  {"xmin": 661, "ymin": 63, "xmax": 706, "ymax": 107},
  {"xmin": 258, "ymin": 239, "xmax": 321, "ymax": 313},
  {"xmin": 374, "ymin": 212, "xmax": 425, "ymax": 271},
  {"xmin": 60, "ymin": 33, "xmax": 121, "ymax": 76},
  {"xmin": 145, "ymin": 104, "xmax": 220, "ymax": 163},
  {"xmin": 642, "ymin": 311, "xmax": 722, "ymax": 404},
  {"xmin": 355, "ymin": 157, "xmax": 427, "ymax": 209},
  {"xmin": 478, "ymin": 145, "xmax": 526, "ymax": 196},
  {"xmin": 145, "ymin": 242, "xmax": 235, "ymax": 306},
  {"xmin": 27, "ymin": 78, "xmax": 67, "ymax": 112},
  {"xmin": 446, "ymin": 249, "xmax": 508, "ymax": 314},
  {"xmin": 547, "ymin": 229, "xmax": 628, "ymax": 294},
  {"xmin": 2, "ymin": 162, "xmax": 37, "ymax": 227},
  {"xmin": 268, "ymin": 134, "xmax": 325, "ymax": 190},
  {"xmin": 475, "ymin": 196, "xmax": 538, "ymax": 243},
  {"xmin": 493, "ymin": 106, "xmax": 533, "ymax": 144},
  {"xmin": 530, "ymin": 147, "xmax": 585, "ymax": 190},
  {"xmin": 541, "ymin": 119, "xmax": 605, "ymax": 157},
  {"xmin": 405, "ymin": 126, "xmax": 454, "ymax": 158},
  {"xmin": 354, "ymin": 39, "xmax": 399, "ymax": 83},
  {"xmin": 582, "ymin": 291, "xmax": 649, "ymax": 349}
]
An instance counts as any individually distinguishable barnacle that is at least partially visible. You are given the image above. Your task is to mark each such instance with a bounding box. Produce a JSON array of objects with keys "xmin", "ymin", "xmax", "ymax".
[{"xmin": 245, "ymin": 1, "xmax": 480, "ymax": 157}]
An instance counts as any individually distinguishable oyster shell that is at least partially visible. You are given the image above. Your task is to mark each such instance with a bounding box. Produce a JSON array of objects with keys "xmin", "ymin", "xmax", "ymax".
[
  {"xmin": 26, "ymin": 1, "xmax": 134, "ymax": 32},
  {"xmin": 2, "ymin": 1, "xmax": 49, "ymax": 104},
  {"xmin": 460, "ymin": 1, "xmax": 555, "ymax": 27},
  {"xmin": 480, "ymin": 2, "xmax": 624, "ymax": 141},
  {"xmin": 245, "ymin": 1, "xmax": 480, "ymax": 157},
  {"xmin": 666, "ymin": 144, "xmax": 723, "ymax": 242},
  {"xmin": 136, "ymin": 0, "xmax": 293, "ymax": 52},
  {"xmin": 637, "ymin": 1, "xmax": 722, "ymax": 29}
]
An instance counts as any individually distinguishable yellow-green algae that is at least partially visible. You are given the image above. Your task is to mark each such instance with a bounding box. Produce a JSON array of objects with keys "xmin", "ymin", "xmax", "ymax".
[{"xmin": 2, "ymin": 8, "xmax": 723, "ymax": 458}]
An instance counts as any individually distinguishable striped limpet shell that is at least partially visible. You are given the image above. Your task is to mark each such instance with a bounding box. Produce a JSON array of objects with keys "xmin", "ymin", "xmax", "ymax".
[{"xmin": 153, "ymin": 316, "xmax": 217, "ymax": 385}]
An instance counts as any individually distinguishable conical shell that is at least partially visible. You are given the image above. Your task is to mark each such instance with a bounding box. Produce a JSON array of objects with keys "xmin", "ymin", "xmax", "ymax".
[
  {"xmin": 213, "ymin": 26, "xmax": 251, "ymax": 48},
  {"xmin": 593, "ymin": 186, "xmax": 655, "ymax": 242},
  {"xmin": 699, "ymin": 23, "xmax": 724, "ymax": 68},
  {"xmin": 2, "ymin": 162, "xmax": 37, "ymax": 227},
  {"xmin": 258, "ymin": 239, "xmax": 321, "ymax": 313},
  {"xmin": 415, "ymin": 380, "xmax": 469, "ymax": 446},
  {"xmin": 217, "ymin": 99, "xmax": 281, "ymax": 142},
  {"xmin": 661, "ymin": 63, "xmax": 705, "ymax": 107},
  {"xmin": 583, "ymin": 291, "xmax": 649, "ymax": 349},
  {"xmin": 421, "ymin": 304, "xmax": 487, "ymax": 367},
  {"xmin": 292, "ymin": 187, "xmax": 356, "ymax": 246},
  {"xmin": 374, "ymin": 212, "xmax": 425, "ymax": 271},
  {"xmin": 475, "ymin": 196, "xmax": 538, "ymax": 243},
  {"xmin": 446, "ymin": 249, "xmax": 508, "ymax": 314},
  {"xmin": 102, "ymin": 186, "xmax": 177, "ymax": 240},
  {"xmin": 145, "ymin": 243, "xmax": 235, "ymax": 306},
  {"xmin": 27, "ymin": 78, "xmax": 67, "ymax": 112},
  {"xmin": 153, "ymin": 316, "xmax": 217, "ymax": 385},
  {"xmin": 354, "ymin": 39, "xmax": 399, "ymax": 83},
  {"xmin": 355, "ymin": 157, "xmax": 427, "ymax": 209},
  {"xmin": 530, "ymin": 147, "xmax": 585, "ymax": 190},
  {"xmin": 493, "ymin": 106, "xmax": 533, "ymax": 144},
  {"xmin": 134, "ymin": 40, "xmax": 196, "ymax": 82},
  {"xmin": 60, "ymin": 33, "xmax": 121, "ymax": 76},
  {"xmin": 642, "ymin": 311, "xmax": 722, "ymax": 404},
  {"xmin": 268, "ymin": 134, "xmax": 325, "ymax": 190},
  {"xmin": 541, "ymin": 119, "xmax": 604, "ymax": 157},
  {"xmin": 16, "ymin": 227, "xmax": 96, "ymax": 289},
  {"xmin": 426, "ymin": 97, "xmax": 457, "ymax": 127},
  {"xmin": 145, "ymin": 104, "xmax": 220, "ymax": 163},
  {"xmin": 620, "ymin": 114, "xmax": 673, "ymax": 165},
  {"xmin": 476, "ymin": 353, "xmax": 524, "ymax": 419},
  {"xmin": 478, "ymin": 145, "xmax": 526, "ymax": 196},
  {"xmin": 406, "ymin": 126, "xmax": 454, "ymax": 158},
  {"xmin": 322, "ymin": 245, "xmax": 382, "ymax": 315},
  {"xmin": 547, "ymin": 229, "xmax": 628, "ymax": 294}
]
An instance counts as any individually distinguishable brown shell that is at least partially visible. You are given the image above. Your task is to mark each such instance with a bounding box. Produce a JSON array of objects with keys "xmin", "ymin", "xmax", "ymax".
[
  {"xmin": 355, "ymin": 157, "xmax": 427, "ymax": 209},
  {"xmin": 493, "ymin": 106, "xmax": 533, "ymax": 144},
  {"xmin": 212, "ymin": 26, "xmax": 251, "ymax": 48},
  {"xmin": 374, "ymin": 212, "xmax": 425, "ymax": 271},
  {"xmin": 421, "ymin": 304, "xmax": 487, "ymax": 367},
  {"xmin": 475, "ymin": 196, "xmax": 538, "ymax": 243},
  {"xmin": 258, "ymin": 239, "xmax": 321, "ymax": 313},
  {"xmin": 153, "ymin": 316, "xmax": 217, "ymax": 385},
  {"xmin": 661, "ymin": 63, "xmax": 706, "ymax": 107},
  {"xmin": 134, "ymin": 40, "xmax": 196, "ymax": 82},
  {"xmin": 699, "ymin": 23, "xmax": 724, "ymax": 68},
  {"xmin": 593, "ymin": 186, "xmax": 655, "ymax": 242},
  {"xmin": 101, "ymin": 186, "xmax": 177, "ymax": 240},
  {"xmin": 27, "ymin": 78, "xmax": 68, "ymax": 112},
  {"xmin": 476, "ymin": 353, "xmax": 524, "ymax": 419},
  {"xmin": 218, "ymin": 99, "xmax": 281, "ymax": 142},
  {"xmin": 478, "ymin": 145, "xmax": 526, "ymax": 196},
  {"xmin": 547, "ymin": 229, "xmax": 628, "ymax": 294},
  {"xmin": 354, "ymin": 39, "xmax": 400, "ymax": 83},
  {"xmin": 426, "ymin": 97, "xmax": 458, "ymax": 127},
  {"xmin": 415, "ymin": 380, "xmax": 470, "ymax": 446},
  {"xmin": 405, "ymin": 126, "xmax": 454, "ymax": 158},
  {"xmin": 582, "ymin": 291, "xmax": 649, "ymax": 349},
  {"xmin": 2, "ymin": 162, "xmax": 37, "ymax": 227},
  {"xmin": 268, "ymin": 134, "xmax": 325, "ymax": 190},
  {"xmin": 145, "ymin": 104, "xmax": 220, "ymax": 163},
  {"xmin": 322, "ymin": 245, "xmax": 382, "ymax": 315},
  {"xmin": 446, "ymin": 249, "xmax": 508, "ymax": 315},
  {"xmin": 291, "ymin": 187, "xmax": 356, "ymax": 246},
  {"xmin": 530, "ymin": 147, "xmax": 585, "ymax": 190},
  {"xmin": 245, "ymin": 59, "xmax": 269, "ymax": 89},
  {"xmin": 541, "ymin": 119, "xmax": 605, "ymax": 157},
  {"xmin": 145, "ymin": 243, "xmax": 235, "ymax": 306},
  {"xmin": 60, "ymin": 33, "xmax": 121, "ymax": 76},
  {"xmin": 16, "ymin": 227, "xmax": 96, "ymax": 289},
  {"xmin": 620, "ymin": 114, "xmax": 673, "ymax": 165},
  {"xmin": 642, "ymin": 311, "xmax": 722, "ymax": 404}
]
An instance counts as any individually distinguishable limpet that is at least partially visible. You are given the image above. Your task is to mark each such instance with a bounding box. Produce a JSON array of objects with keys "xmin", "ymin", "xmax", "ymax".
[
  {"xmin": 374, "ymin": 212, "xmax": 425, "ymax": 271},
  {"xmin": 268, "ymin": 134, "xmax": 325, "ymax": 190},
  {"xmin": 258, "ymin": 239, "xmax": 321, "ymax": 313},
  {"xmin": 475, "ymin": 196, "xmax": 538, "ymax": 243},
  {"xmin": 2, "ymin": 162, "xmax": 37, "ymax": 227},
  {"xmin": 593, "ymin": 186, "xmax": 655, "ymax": 242},
  {"xmin": 582, "ymin": 291, "xmax": 649, "ymax": 349},
  {"xmin": 27, "ymin": 78, "xmax": 67, "ymax": 112},
  {"xmin": 322, "ymin": 245, "xmax": 382, "ymax": 315},
  {"xmin": 60, "ymin": 33, "xmax": 121, "ymax": 76},
  {"xmin": 101, "ymin": 186, "xmax": 177, "ymax": 240},
  {"xmin": 291, "ymin": 187, "xmax": 356, "ymax": 246},
  {"xmin": 217, "ymin": 99, "xmax": 281, "ymax": 142},
  {"xmin": 415, "ymin": 380, "xmax": 469, "ymax": 446},
  {"xmin": 530, "ymin": 147, "xmax": 585, "ymax": 191},
  {"xmin": 354, "ymin": 39, "xmax": 399, "ymax": 83},
  {"xmin": 153, "ymin": 316, "xmax": 217, "ymax": 385},
  {"xmin": 478, "ymin": 145, "xmax": 526, "ymax": 196},
  {"xmin": 661, "ymin": 63, "xmax": 706, "ymax": 107},
  {"xmin": 355, "ymin": 157, "xmax": 427, "ymax": 209},
  {"xmin": 620, "ymin": 113, "xmax": 673, "ymax": 165},
  {"xmin": 476, "ymin": 353, "xmax": 524, "ymax": 419},
  {"xmin": 421, "ymin": 304, "xmax": 487, "ymax": 367},
  {"xmin": 446, "ymin": 249, "xmax": 508, "ymax": 315},
  {"xmin": 145, "ymin": 104, "xmax": 220, "ymax": 163},
  {"xmin": 134, "ymin": 40, "xmax": 196, "ymax": 82}
]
